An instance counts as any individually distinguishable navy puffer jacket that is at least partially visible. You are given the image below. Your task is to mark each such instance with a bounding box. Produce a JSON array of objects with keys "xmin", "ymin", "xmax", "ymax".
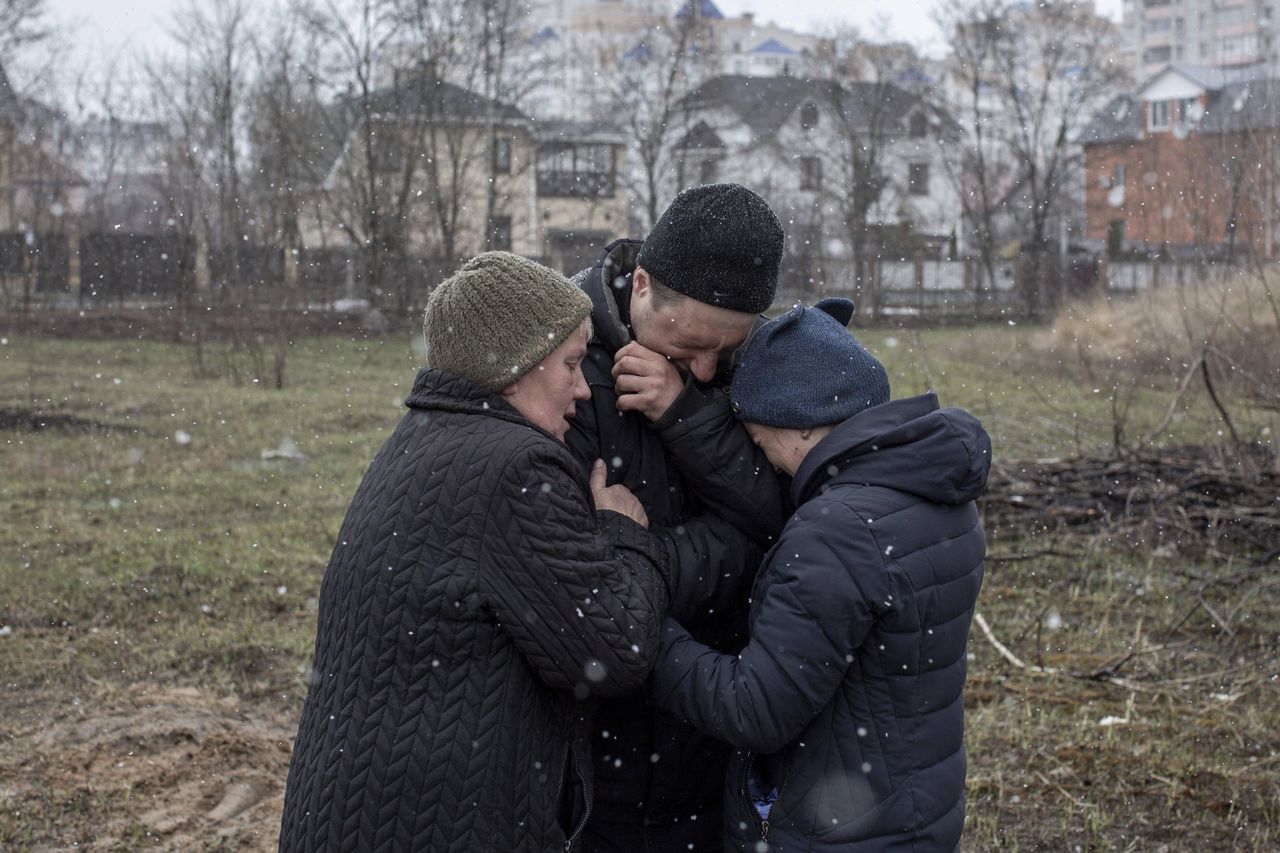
[{"xmin": 651, "ymin": 393, "xmax": 990, "ymax": 851}]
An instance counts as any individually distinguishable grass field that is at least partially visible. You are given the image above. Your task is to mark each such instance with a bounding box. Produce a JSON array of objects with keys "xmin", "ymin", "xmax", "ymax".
[{"xmin": 1, "ymin": 324, "xmax": 1277, "ymax": 850}]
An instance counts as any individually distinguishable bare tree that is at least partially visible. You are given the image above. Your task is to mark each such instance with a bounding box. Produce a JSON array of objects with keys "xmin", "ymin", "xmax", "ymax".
[
  {"xmin": 934, "ymin": 0, "xmax": 1009, "ymax": 294},
  {"xmin": 0, "ymin": 0, "xmax": 53, "ymax": 55},
  {"xmin": 993, "ymin": 1, "xmax": 1128, "ymax": 313},
  {"xmin": 591, "ymin": 7, "xmax": 717, "ymax": 231},
  {"xmin": 811, "ymin": 28, "xmax": 922, "ymax": 308}
]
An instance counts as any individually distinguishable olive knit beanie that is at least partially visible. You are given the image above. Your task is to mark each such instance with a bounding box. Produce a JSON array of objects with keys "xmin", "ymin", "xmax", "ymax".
[
  {"xmin": 423, "ymin": 252, "xmax": 592, "ymax": 392},
  {"xmin": 637, "ymin": 183, "xmax": 784, "ymax": 314}
]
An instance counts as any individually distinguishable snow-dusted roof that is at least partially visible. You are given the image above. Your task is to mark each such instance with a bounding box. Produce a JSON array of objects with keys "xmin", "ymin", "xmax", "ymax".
[
  {"xmin": 674, "ymin": 0, "xmax": 724, "ymax": 21},
  {"xmin": 750, "ymin": 38, "xmax": 795, "ymax": 56}
]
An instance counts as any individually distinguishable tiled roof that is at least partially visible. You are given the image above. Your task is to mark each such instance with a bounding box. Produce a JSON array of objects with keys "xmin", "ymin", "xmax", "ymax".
[{"xmin": 679, "ymin": 75, "xmax": 930, "ymax": 139}]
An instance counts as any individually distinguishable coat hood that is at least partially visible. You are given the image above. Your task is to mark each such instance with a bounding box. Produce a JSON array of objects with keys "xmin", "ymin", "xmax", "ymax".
[{"xmin": 792, "ymin": 392, "xmax": 991, "ymax": 507}]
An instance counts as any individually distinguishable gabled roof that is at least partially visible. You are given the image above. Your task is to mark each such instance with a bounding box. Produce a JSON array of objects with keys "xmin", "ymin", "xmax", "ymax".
[
  {"xmin": 622, "ymin": 42, "xmax": 653, "ymax": 63},
  {"xmin": 362, "ymin": 71, "xmax": 527, "ymax": 122},
  {"xmin": 1082, "ymin": 72, "xmax": 1280, "ymax": 145},
  {"xmin": 678, "ymin": 75, "xmax": 932, "ymax": 140},
  {"xmin": 1136, "ymin": 62, "xmax": 1280, "ymax": 98},
  {"xmin": 530, "ymin": 26, "xmax": 559, "ymax": 45},
  {"xmin": 674, "ymin": 0, "xmax": 724, "ymax": 20},
  {"xmin": 1080, "ymin": 95, "xmax": 1143, "ymax": 145},
  {"xmin": 674, "ymin": 120, "xmax": 725, "ymax": 151},
  {"xmin": 751, "ymin": 38, "xmax": 795, "ymax": 56}
]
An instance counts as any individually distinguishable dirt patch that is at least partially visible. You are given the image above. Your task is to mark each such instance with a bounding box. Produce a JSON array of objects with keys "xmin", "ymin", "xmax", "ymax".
[
  {"xmin": 0, "ymin": 408, "xmax": 121, "ymax": 434},
  {"xmin": 0, "ymin": 687, "xmax": 295, "ymax": 851}
]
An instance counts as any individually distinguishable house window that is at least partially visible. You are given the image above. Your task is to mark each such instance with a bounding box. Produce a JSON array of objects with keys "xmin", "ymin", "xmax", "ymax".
[
  {"xmin": 909, "ymin": 111, "xmax": 928, "ymax": 139},
  {"xmin": 488, "ymin": 216, "xmax": 512, "ymax": 251},
  {"xmin": 800, "ymin": 103, "xmax": 819, "ymax": 131},
  {"xmin": 799, "ymin": 156, "xmax": 822, "ymax": 190},
  {"xmin": 908, "ymin": 163, "xmax": 929, "ymax": 196},
  {"xmin": 535, "ymin": 143, "xmax": 615, "ymax": 198},
  {"xmin": 699, "ymin": 157, "xmax": 719, "ymax": 185},
  {"xmin": 1143, "ymin": 45, "xmax": 1172, "ymax": 64},
  {"xmin": 1174, "ymin": 96, "xmax": 1198, "ymax": 126},
  {"xmin": 1217, "ymin": 6, "xmax": 1246, "ymax": 26},
  {"xmin": 492, "ymin": 136, "xmax": 511, "ymax": 174},
  {"xmin": 371, "ymin": 131, "xmax": 405, "ymax": 174},
  {"xmin": 1149, "ymin": 100, "xmax": 1171, "ymax": 131},
  {"xmin": 1112, "ymin": 163, "xmax": 1126, "ymax": 188}
]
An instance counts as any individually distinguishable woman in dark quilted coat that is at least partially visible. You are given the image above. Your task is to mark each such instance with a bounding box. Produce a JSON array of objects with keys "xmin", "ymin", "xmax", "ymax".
[
  {"xmin": 280, "ymin": 253, "xmax": 671, "ymax": 852},
  {"xmin": 651, "ymin": 298, "xmax": 990, "ymax": 852}
]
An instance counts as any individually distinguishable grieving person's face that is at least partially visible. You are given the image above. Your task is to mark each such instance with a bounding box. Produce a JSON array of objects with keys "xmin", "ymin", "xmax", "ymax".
[
  {"xmin": 629, "ymin": 269, "xmax": 756, "ymax": 383},
  {"xmin": 743, "ymin": 421, "xmax": 832, "ymax": 477},
  {"xmin": 502, "ymin": 324, "xmax": 591, "ymax": 441}
]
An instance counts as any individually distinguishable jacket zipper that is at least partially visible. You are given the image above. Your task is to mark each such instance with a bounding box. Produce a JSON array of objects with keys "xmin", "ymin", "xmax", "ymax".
[
  {"xmin": 742, "ymin": 752, "xmax": 768, "ymax": 842},
  {"xmin": 564, "ymin": 745, "xmax": 592, "ymax": 851},
  {"xmin": 743, "ymin": 752, "xmax": 791, "ymax": 844}
]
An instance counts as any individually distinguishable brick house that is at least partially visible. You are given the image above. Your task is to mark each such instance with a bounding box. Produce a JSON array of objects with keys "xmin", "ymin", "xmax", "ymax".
[{"xmin": 1082, "ymin": 64, "xmax": 1280, "ymax": 257}]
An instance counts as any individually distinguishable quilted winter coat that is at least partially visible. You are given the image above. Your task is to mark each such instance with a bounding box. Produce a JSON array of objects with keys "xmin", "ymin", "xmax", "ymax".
[
  {"xmin": 651, "ymin": 393, "xmax": 991, "ymax": 852},
  {"xmin": 279, "ymin": 369, "xmax": 671, "ymax": 853},
  {"xmin": 565, "ymin": 240, "xmax": 788, "ymax": 850}
]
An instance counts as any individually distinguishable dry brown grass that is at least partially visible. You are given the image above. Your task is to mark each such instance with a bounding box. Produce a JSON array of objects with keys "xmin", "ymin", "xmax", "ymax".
[{"xmin": 1044, "ymin": 267, "xmax": 1280, "ymax": 410}]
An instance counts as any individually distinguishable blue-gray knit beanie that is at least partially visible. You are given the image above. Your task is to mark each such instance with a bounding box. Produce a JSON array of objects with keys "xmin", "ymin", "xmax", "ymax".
[{"xmin": 731, "ymin": 298, "xmax": 890, "ymax": 428}]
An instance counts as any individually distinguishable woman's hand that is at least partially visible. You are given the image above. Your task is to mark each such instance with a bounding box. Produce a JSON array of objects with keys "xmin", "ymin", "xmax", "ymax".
[{"xmin": 590, "ymin": 459, "xmax": 649, "ymax": 528}]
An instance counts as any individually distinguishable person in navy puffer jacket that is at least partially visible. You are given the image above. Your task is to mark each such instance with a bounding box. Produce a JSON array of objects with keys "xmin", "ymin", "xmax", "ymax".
[{"xmin": 650, "ymin": 297, "xmax": 991, "ymax": 852}]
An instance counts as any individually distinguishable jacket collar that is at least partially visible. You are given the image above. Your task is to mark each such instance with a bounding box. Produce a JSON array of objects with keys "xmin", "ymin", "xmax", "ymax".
[
  {"xmin": 404, "ymin": 367, "xmax": 561, "ymax": 442},
  {"xmin": 791, "ymin": 392, "xmax": 991, "ymax": 507},
  {"xmin": 576, "ymin": 238, "xmax": 642, "ymax": 356}
]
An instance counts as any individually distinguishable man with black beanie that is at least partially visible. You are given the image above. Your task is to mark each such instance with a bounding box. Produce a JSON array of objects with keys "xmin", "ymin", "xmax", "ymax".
[{"xmin": 565, "ymin": 183, "xmax": 789, "ymax": 852}]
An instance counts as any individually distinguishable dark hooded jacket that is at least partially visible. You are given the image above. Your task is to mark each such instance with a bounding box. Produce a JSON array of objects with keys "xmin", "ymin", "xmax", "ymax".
[
  {"xmin": 279, "ymin": 369, "xmax": 670, "ymax": 853},
  {"xmin": 651, "ymin": 393, "xmax": 991, "ymax": 851},
  {"xmin": 565, "ymin": 240, "xmax": 787, "ymax": 846}
]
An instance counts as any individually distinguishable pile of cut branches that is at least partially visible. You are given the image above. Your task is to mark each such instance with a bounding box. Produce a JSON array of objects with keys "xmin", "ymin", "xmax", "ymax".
[{"xmin": 983, "ymin": 445, "xmax": 1279, "ymax": 557}]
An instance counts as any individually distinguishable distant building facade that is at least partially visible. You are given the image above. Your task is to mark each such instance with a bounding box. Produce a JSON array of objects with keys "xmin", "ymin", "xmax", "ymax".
[
  {"xmin": 1121, "ymin": 0, "xmax": 1278, "ymax": 78},
  {"xmin": 673, "ymin": 74, "xmax": 964, "ymax": 287},
  {"xmin": 303, "ymin": 72, "xmax": 629, "ymax": 273},
  {"xmin": 1082, "ymin": 63, "xmax": 1280, "ymax": 257}
]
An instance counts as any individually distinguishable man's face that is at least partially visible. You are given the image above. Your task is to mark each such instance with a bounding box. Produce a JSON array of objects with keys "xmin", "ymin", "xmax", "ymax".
[
  {"xmin": 502, "ymin": 325, "xmax": 591, "ymax": 441},
  {"xmin": 629, "ymin": 268, "xmax": 757, "ymax": 383}
]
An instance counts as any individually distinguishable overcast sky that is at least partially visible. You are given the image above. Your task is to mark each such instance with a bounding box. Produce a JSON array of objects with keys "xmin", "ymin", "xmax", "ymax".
[{"xmin": 44, "ymin": 0, "xmax": 1124, "ymax": 66}]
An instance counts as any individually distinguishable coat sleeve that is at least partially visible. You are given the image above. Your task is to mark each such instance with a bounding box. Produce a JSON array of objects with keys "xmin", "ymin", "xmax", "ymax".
[
  {"xmin": 648, "ymin": 517, "xmax": 885, "ymax": 754},
  {"xmin": 566, "ymin": 377, "xmax": 762, "ymax": 627},
  {"xmin": 477, "ymin": 442, "xmax": 670, "ymax": 699},
  {"xmin": 652, "ymin": 378, "xmax": 788, "ymax": 548}
]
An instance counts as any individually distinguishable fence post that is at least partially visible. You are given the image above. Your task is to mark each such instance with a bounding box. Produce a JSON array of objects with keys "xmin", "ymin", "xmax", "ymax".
[
  {"xmin": 964, "ymin": 257, "xmax": 975, "ymax": 320},
  {"xmin": 913, "ymin": 251, "xmax": 925, "ymax": 319}
]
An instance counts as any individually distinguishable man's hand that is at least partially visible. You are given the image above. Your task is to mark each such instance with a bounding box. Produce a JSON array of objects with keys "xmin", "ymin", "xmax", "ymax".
[
  {"xmin": 589, "ymin": 459, "xmax": 649, "ymax": 528},
  {"xmin": 612, "ymin": 341, "xmax": 685, "ymax": 421}
]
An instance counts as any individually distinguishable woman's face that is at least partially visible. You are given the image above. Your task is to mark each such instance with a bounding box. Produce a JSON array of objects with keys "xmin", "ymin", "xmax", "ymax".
[{"xmin": 503, "ymin": 325, "xmax": 592, "ymax": 442}]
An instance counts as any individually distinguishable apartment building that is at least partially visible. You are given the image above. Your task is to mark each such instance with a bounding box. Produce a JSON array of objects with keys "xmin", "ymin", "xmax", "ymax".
[{"xmin": 1121, "ymin": 0, "xmax": 1277, "ymax": 77}]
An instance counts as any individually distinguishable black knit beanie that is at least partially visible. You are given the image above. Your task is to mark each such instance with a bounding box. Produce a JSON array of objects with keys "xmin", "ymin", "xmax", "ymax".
[{"xmin": 637, "ymin": 183, "xmax": 784, "ymax": 314}]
